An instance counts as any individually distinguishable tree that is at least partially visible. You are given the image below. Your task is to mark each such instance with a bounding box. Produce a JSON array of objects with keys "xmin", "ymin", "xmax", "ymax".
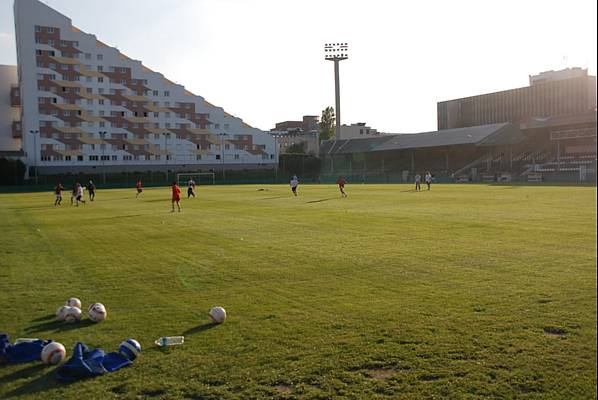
[
  {"xmin": 286, "ymin": 141, "xmax": 306, "ymax": 154},
  {"xmin": 319, "ymin": 106, "xmax": 335, "ymax": 142}
]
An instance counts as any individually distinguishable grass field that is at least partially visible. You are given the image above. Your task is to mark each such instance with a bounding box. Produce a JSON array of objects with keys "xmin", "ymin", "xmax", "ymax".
[{"xmin": 0, "ymin": 183, "xmax": 596, "ymax": 399}]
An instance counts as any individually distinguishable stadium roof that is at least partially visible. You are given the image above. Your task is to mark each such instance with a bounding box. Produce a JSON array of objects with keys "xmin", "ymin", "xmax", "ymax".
[{"xmin": 320, "ymin": 123, "xmax": 524, "ymax": 155}]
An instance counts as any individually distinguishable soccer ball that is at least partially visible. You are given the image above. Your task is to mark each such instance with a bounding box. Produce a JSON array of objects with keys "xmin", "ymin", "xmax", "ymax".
[
  {"xmin": 119, "ymin": 339, "xmax": 141, "ymax": 361},
  {"xmin": 63, "ymin": 306, "xmax": 82, "ymax": 323},
  {"xmin": 66, "ymin": 297, "xmax": 81, "ymax": 308},
  {"xmin": 55, "ymin": 305, "xmax": 70, "ymax": 321},
  {"xmin": 41, "ymin": 342, "xmax": 66, "ymax": 365},
  {"xmin": 208, "ymin": 306, "xmax": 227, "ymax": 324},
  {"xmin": 88, "ymin": 303, "xmax": 107, "ymax": 322}
]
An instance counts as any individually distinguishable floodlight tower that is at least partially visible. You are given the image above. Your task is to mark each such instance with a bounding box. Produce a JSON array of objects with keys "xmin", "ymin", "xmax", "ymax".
[{"xmin": 324, "ymin": 42, "xmax": 348, "ymax": 140}]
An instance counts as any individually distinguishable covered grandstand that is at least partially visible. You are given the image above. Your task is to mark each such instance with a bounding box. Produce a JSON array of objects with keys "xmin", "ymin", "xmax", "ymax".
[{"xmin": 319, "ymin": 120, "xmax": 596, "ymax": 183}]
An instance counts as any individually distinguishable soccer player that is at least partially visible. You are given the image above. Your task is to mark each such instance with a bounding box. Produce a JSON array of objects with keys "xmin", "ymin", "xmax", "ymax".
[
  {"xmin": 336, "ymin": 176, "xmax": 348, "ymax": 197},
  {"xmin": 290, "ymin": 175, "xmax": 299, "ymax": 196},
  {"xmin": 87, "ymin": 180, "xmax": 96, "ymax": 201},
  {"xmin": 425, "ymin": 171, "xmax": 432, "ymax": 190},
  {"xmin": 135, "ymin": 179, "xmax": 143, "ymax": 198},
  {"xmin": 187, "ymin": 178, "xmax": 196, "ymax": 198},
  {"xmin": 171, "ymin": 181, "xmax": 181, "ymax": 212},
  {"xmin": 74, "ymin": 183, "xmax": 86, "ymax": 206},
  {"xmin": 70, "ymin": 183, "xmax": 77, "ymax": 205},
  {"xmin": 414, "ymin": 173, "xmax": 421, "ymax": 192},
  {"xmin": 54, "ymin": 182, "xmax": 64, "ymax": 206}
]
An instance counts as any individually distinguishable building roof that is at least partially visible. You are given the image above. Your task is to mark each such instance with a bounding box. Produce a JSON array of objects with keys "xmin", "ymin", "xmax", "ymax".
[{"xmin": 320, "ymin": 123, "xmax": 523, "ymax": 155}]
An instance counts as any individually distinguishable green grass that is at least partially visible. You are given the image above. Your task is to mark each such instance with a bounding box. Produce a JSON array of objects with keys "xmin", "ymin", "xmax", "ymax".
[{"xmin": 0, "ymin": 184, "xmax": 595, "ymax": 399}]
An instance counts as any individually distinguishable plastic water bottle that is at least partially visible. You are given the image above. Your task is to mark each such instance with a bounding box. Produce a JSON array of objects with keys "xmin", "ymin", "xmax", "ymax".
[
  {"xmin": 15, "ymin": 338, "xmax": 40, "ymax": 344},
  {"xmin": 154, "ymin": 336, "xmax": 184, "ymax": 346}
]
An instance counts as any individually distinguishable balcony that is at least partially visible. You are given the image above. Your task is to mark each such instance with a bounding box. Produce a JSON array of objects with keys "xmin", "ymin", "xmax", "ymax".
[{"xmin": 10, "ymin": 85, "xmax": 20, "ymax": 107}]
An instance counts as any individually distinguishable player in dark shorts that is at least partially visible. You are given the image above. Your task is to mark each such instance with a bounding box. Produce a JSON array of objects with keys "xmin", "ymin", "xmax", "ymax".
[
  {"xmin": 136, "ymin": 180, "xmax": 143, "ymax": 198},
  {"xmin": 87, "ymin": 180, "xmax": 96, "ymax": 201},
  {"xmin": 336, "ymin": 176, "xmax": 347, "ymax": 197},
  {"xmin": 70, "ymin": 183, "xmax": 77, "ymax": 205},
  {"xmin": 54, "ymin": 182, "xmax": 64, "ymax": 206},
  {"xmin": 187, "ymin": 179, "xmax": 196, "ymax": 198}
]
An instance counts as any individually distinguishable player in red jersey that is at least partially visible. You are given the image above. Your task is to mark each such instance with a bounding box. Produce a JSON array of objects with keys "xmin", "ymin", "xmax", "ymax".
[
  {"xmin": 135, "ymin": 179, "xmax": 143, "ymax": 198},
  {"xmin": 171, "ymin": 181, "xmax": 181, "ymax": 212},
  {"xmin": 336, "ymin": 176, "xmax": 348, "ymax": 197},
  {"xmin": 54, "ymin": 182, "xmax": 65, "ymax": 206}
]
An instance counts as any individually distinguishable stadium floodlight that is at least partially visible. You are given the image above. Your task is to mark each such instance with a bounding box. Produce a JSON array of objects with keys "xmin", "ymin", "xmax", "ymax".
[
  {"xmin": 324, "ymin": 42, "xmax": 348, "ymax": 140},
  {"xmin": 99, "ymin": 131, "xmax": 107, "ymax": 183},
  {"xmin": 218, "ymin": 132, "xmax": 227, "ymax": 181},
  {"xmin": 29, "ymin": 129, "xmax": 39, "ymax": 184},
  {"xmin": 163, "ymin": 132, "xmax": 171, "ymax": 182}
]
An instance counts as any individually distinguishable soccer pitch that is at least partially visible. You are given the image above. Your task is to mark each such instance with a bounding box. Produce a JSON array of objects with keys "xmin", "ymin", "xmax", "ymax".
[{"xmin": 0, "ymin": 184, "xmax": 596, "ymax": 399}]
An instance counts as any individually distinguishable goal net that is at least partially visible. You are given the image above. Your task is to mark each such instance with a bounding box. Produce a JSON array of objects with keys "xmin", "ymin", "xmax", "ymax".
[{"xmin": 176, "ymin": 172, "xmax": 216, "ymax": 185}]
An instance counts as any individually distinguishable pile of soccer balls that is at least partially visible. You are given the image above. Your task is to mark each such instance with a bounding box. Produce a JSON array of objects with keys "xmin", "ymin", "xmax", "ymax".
[{"xmin": 55, "ymin": 297, "xmax": 107, "ymax": 323}]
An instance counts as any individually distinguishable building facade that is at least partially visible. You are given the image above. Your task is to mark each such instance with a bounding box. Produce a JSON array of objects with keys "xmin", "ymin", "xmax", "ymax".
[
  {"xmin": 0, "ymin": 65, "xmax": 21, "ymax": 154},
  {"xmin": 339, "ymin": 122, "xmax": 386, "ymax": 139},
  {"xmin": 13, "ymin": 0, "xmax": 276, "ymax": 174},
  {"xmin": 270, "ymin": 115, "xmax": 320, "ymax": 155},
  {"xmin": 437, "ymin": 69, "xmax": 596, "ymax": 130}
]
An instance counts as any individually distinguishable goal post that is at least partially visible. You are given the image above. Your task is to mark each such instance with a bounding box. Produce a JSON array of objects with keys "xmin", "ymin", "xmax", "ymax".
[{"xmin": 176, "ymin": 172, "xmax": 216, "ymax": 185}]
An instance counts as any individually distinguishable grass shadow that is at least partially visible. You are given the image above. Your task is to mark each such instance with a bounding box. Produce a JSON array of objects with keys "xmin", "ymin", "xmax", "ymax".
[
  {"xmin": 2, "ymin": 367, "xmax": 62, "ymax": 398},
  {"xmin": 257, "ymin": 196, "xmax": 285, "ymax": 201},
  {"xmin": 305, "ymin": 198, "xmax": 337, "ymax": 204},
  {"xmin": 31, "ymin": 314, "xmax": 55, "ymax": 322},
  {"xmin": 0, "ymin": 363, "xmax": 49, "ymax": 380},
  {"xmin": 182, "ymin": 322, "xmax": 219, "ymax": 336},
  {"xmin": 25, "ymin": 319, "xmax": 96, "ymax": 334}
]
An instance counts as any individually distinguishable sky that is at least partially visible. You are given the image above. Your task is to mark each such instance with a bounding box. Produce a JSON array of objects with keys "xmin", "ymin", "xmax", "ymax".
[{"xmin": 0, "ymin": 0, "xmax": 596, "ymax": 133}]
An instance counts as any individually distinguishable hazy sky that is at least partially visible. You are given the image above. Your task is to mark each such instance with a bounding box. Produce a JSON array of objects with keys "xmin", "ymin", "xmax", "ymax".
[{"xmin": 1, "ymin": 0, "xmax": 596, "ymax": 133}]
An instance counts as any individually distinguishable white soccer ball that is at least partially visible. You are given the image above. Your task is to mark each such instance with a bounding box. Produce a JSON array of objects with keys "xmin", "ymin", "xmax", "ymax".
[
  {"xmin": 56, "ymin": 305, "xmax": 70, "ymax": 321},
  {"xmin": 66, "ymin": 297, "xmax": 82, "ymax": 308},
  {"xmin": 41, "ymin": 342, "xmax": 66, "ymax": 365},
  {"xmin": 119, "ymin": 339, "xmax": 141, "ymax": 361},
  {"xmin": 63, "ymin": 306, "xmax": 82, "ymax": 323},
  {"xmin": 88, "ymin": 303, "xmax": 107, "ymax": 322},
  {"xmin": 208, "ymin": 306, "xmax": 227, "ymax": 324}
]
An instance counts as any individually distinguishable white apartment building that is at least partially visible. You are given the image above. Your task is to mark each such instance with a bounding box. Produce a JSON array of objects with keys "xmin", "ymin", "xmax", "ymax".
[{"xmin": 12, "ymin": 0, "xmax": 276, "ymax": 174}]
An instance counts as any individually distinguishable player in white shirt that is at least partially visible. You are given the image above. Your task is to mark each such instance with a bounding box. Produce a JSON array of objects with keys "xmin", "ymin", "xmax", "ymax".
[
  {"xmin": 425, "ymin": 171, "xmax": 432, "ymax": 190},
  {"xmin": 74, "ymin": 182, "xmax": 86, "ymax": 206},
  {"xmin": 290, "ymin": 175, "xmax": 299, "ymax": 196},
  {"xmin": 187, "ymin": 179, "xmax": 196, "ymax": 198}
]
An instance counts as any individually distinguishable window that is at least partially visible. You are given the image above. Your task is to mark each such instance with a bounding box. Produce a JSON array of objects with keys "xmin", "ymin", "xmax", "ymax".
[
  {"xmin": 77, "ymin": 155, "xmax": 83, "ymax": 161},
  {"xmin": 89, "ymin": 155, "xmax": 99, "ymax": 161},
  {"xmin": 97, "ymin": 65, "xmax": 103, "ymax": 72},
  {"xmin": 35, "ymin": 25, "xmax": 41, "ymax": 32},
  {"xmin": 65, "ymin": 155, "xmax": 71, "ymax": 161},
  {"xmin": 87, "ymin": 99, "xmax": 93, "ymax": 105},
  {"xmin": 48, "ymin": 27, "xmax": 54, "ymax": 33},
  {"xmin": 98, "ymin": 77, "xmax": 103, "ymax": 83},
  {"xmin": 216, "ymin": 154, "xmax": 221, "ymax": 160},
  {"xmin": 97, "ymin": 54, "xmax": 103, "ymax": 60},
  {"xmin": 111, "ymin": 155, "xmax": 117, "ymax": 161},
  {"xmin": 164, "ymin": 91, "xmax": 169, "ymax": 97},
  {"xmin": 234, "ymin": 154, "xmax": 240, "ymax": 159},
  {"xmin": 153, "ymin": 90, "xmax": 158, "ymax": 96},
  {"xmin": 101, "ymin": 155, "xmax": 109, "ymax": 161}
]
